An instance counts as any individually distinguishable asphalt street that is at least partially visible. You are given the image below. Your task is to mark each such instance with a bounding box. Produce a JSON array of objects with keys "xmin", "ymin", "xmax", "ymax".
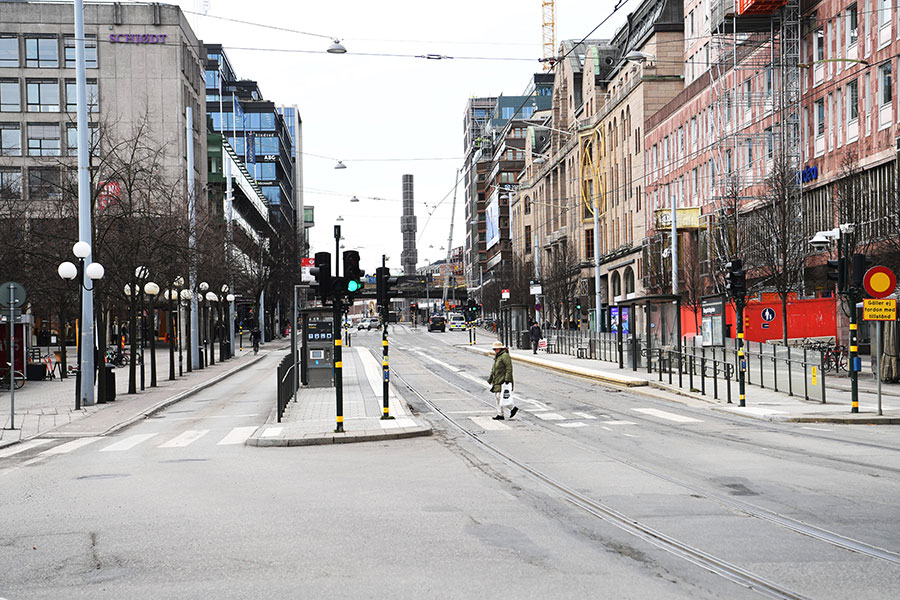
[{"xmin": 1, "ymin": 324, "xmax": 898, "ymax": 599}]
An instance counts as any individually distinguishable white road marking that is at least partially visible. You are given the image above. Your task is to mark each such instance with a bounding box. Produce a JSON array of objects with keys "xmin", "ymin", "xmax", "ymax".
[
  {"xmin": 534, "ymin": 413, "xmax": 565, "ymax": 421},
  {"xmin": 623, "ymin": 433, "xmax": 638, "ymax": 438},
  {"xmin": 158, "ymin": 430, "xmax": 208, "ymax": 448},
  {"xmin": 470, "ymin": 416, "xmax": 512, "ymax": 430},
  {"xmin": 632, "ymin": 408, "xmax": 703, "ymax": 423},
  {"xmin": 164, "ymin": 414, "xmax": 259, "ymax": 421},
  {"xmin": 521, "ymin": 398, "xmax": 550, "ymax": 411},
  {"xmin": 605, "ymin": 420, "xmax": 637, "ymax": 425},
  {"xmin": 0, "ymin": 439, "xmax": 54, "ymax": 458},
  {"xmin": 801, "ymin": 427, "xmax": 832, "ymax": 432},
  {"xmin": 601, "ymin": 426, "xmax": 613, "ymax": 431},
  {"xmin": 260, "ymin": 427, "xmax": 283, "ymax": 438},
  {"xmin": 379, "ymin": 418, "xmax": 416, "ymax": 429},
  {"xmin": 100, "ymin": 433, "xmax": 158, "ymax": 452},
  {"xmin": 447, "ymin": 410, "xmax": 494, "ymax": 414},
  {"xmin": 722, "ymin": 406, "xmax": 787, "ymax": 417},
  {"xmin": 573, "ymin": 412, "xmax": 597, "ymax": 420},
  {"xmin": 217, "ymin": 427, "xmax": 258, "ymax": 445},
  {"xmin": 558, "ymin": 422, "xmax": 588, "ymax": 428},
  {"xmin": 41, "ymin": 437, "xmax": 104, "ymax": 455},
  {"xmin": 356, "ymin": 347, "xmax": 406, "ymax": 416}
]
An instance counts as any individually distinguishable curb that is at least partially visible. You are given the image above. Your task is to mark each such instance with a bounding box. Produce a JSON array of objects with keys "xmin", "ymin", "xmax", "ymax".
[{"xmin": 246, "ymin": 425, "xmax": 432, "ymax": 447}]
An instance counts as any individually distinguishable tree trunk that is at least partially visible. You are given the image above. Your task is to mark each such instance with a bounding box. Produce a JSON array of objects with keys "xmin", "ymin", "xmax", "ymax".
[
  {"xmin": 781, "ymin": 294, "xmax": 789, "ymax": 345},
  {"xmin": 57, "ymin": 309, "xmax": 68, "ymax": 379},
  {"xmin": 128, "ymin": 299, "xmax": 138, "ymax": 394}
]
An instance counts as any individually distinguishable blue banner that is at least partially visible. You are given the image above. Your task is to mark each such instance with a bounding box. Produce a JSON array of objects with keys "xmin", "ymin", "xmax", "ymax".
[{"xmin": 245, "ymin": 131, "xmax": 255, "ymax": 164}]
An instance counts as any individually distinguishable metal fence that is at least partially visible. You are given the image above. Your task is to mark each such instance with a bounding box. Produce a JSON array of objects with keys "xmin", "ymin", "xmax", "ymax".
[
  {"xmin": 276, "ymin": 354, "xmax": 296, "ymax": 422},
  {"xmin": 538, "ymin": 328, "xmax": 829, "ymax": 404}
]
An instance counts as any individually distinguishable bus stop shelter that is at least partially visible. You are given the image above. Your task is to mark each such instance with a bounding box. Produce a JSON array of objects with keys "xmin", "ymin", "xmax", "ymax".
[{"xmin": 611, "ymin": 295, "xmax": 681, "ymax": 371}]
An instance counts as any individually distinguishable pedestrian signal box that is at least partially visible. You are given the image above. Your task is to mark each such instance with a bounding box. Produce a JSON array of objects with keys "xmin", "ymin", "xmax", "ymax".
[{"xmin": 305, "ymin": 315, "xmax": 334, "ymax": 388}]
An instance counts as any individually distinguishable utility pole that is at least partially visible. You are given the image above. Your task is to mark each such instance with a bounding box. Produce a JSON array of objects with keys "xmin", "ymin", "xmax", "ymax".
[
  {"xmin": 333, "ymin": 225, "xmax": 343, "ymax": 432},
  {"xmin": 377, "ymin": 257, "xmax": 391, "ymax": 419}
]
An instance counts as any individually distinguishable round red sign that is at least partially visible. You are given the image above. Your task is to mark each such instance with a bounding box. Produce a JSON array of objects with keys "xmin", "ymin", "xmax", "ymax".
[{"xmin": 863, "ymin": 266, "xmax": 897, "ymax": 299}]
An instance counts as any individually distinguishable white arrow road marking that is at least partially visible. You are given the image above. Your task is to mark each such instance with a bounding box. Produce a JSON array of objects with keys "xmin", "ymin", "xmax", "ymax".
[
  {"xmin": 217, "ymin": 427, "xmax": 258, "ymax": 445},
  {"xmin": 159, "ymin": 430, "xmax": 208, "ymax": 448},
  {"xmin": 632, "ymin": 408, "xmax": 703, "ymax": 423},
  {"xmin": 470, "ymin": 416, "xmax": 512, "ymax": 430},
  {"xmin": 0, "ymin": 439, "xmax": 54, "ymax": 458},
  {"xmin": 100, "ymin": 433, "xmax": 159, "ymax": 452},
  {"xmin": 41, "ymin": 437, "xmax": 104, "ymax": 455}
]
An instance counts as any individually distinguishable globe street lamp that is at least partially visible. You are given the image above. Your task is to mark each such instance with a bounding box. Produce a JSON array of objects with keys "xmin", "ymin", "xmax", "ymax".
[
  {"xmin": 198, "ymin": 281, "xmax": 209, "ymax": 369},
  {"xmin": 130, "ymin": 265, "xmax": 149, "ymax": 392},
  {"xmin": 167, "ymin": 275, "xmax": 184, "ymax": 380},
  {"xmin": 57, "ymin": 242, "xmax": 104, "ymax": 410},
  {"xmin": 180, "ymin": 288, "xmax": 193, "ymax": 372},
  {"xmin": 218, "ymin": 284, "xmax": 230, "ymax": 360},
  {"xmin": 226, "ymin": 292, "xmax": 235, "ymax": 358},
  {"xmin": 144, "ymin": 281, "xmax": 160, "ymax": 387}
]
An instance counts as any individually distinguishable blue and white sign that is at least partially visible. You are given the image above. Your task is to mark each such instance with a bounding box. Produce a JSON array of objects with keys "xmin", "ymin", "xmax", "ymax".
[{"xmin": 761, "ymin": 307, "xmax": 776, "ymax": 322}]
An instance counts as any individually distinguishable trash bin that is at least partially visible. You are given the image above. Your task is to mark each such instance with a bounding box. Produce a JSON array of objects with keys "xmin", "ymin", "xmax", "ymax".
[
  {"xmin": 103, "ymin": 365, "xmax": 116, "ymax": 403},
  {"xmin": 222, "ymin": 341, "xmax": 231, "ymax": 360},
  {"xmin": 519, "ymin": 331, "xmax": 531, "ymax": 350}
]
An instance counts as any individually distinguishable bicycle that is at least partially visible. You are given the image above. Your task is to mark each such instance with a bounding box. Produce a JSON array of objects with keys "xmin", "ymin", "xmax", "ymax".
[
  {"xmin": 0, "ymin": 366, "xmax": 25, "ymax": 390},
  {"xmin": 821, "ymin": 345, "xmax": 848, "ymax": 373}
]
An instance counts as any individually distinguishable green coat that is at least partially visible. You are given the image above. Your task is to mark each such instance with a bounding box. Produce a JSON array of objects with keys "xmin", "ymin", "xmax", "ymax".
[{"xmin": 488, "ymin": 349, "xmax": 513, "ymax": 393}]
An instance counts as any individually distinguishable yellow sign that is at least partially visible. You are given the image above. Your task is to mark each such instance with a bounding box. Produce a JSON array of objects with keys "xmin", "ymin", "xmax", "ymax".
[
  {"xmin": 863, "ymin": 298, "xmax": 897, "ymax": 321},
  {"xmin": 654, "ymin": 207, "xmax": 701, "ymax": 230},
  {"xmin": 811, "ymin": 366, "xmax": 817, "ymax": 386}
]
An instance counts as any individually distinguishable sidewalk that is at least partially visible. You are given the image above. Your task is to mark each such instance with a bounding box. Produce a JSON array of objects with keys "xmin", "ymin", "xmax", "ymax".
[
  {"xmin": 464, "ymin": 342, "xmax": 900, "ymax": 425},
  {"xmin": 0, "ymin": 341, "xmax": 267, "ymax": 448},
  {"xmin": 247, "ymin": 345, "xmax": 431, "ymax": 447}
]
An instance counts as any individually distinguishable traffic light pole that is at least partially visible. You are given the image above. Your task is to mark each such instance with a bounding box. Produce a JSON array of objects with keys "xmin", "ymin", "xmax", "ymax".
[
  {"xmin": 333, "ymin": 226, "xmax": 344, "ymax": 433},
  {"xmin": 379, "ymin": 257, "xmax": 391, "ymax": 420},
  {"xmin": 736, "ymin": 298, "xmax": 746, "ymax": 407},
  {"xmin": 849, "ymin": 289, "xmax": 859, "ymax": 413}
]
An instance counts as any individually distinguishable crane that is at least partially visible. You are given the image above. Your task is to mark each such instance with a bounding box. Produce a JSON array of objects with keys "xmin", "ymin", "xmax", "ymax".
[{"xmin": 542, "ymin": 0, "xmax": 556, "ymax": 71}]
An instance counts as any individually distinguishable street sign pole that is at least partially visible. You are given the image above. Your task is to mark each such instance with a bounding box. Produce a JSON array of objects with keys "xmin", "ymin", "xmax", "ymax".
[
  {"xmin": 7, "ymin": 285, "xmax": 14, "ymax": 429},
  {"xmin": 737, "ymin": 298, "xmax": 745, "ymax": 407},
  {"xmin": 333, "ymin": 226, "xmax": 344, "ymax": 433}
]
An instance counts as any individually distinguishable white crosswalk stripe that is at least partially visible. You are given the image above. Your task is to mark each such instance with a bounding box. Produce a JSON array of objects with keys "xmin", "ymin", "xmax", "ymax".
[
  {"xmin": 471, "ymin": 416, "xmax": 512, "ymax": 430},
  {"xmin": 41, "ymin": 437, "xmax": 104, "ymax": 455},
  {"xmin": 573, "ymin": 412, "xmax": 597, "ymax": 420},
  {"xmin": 534, "ymin": 412, "xmax": 565, "ymax": 421},
  {"xmin": 217, "ymin": 427, "xmax": 258, "ymax": 446},
  {"xmin": 558, "ymin": 422, "xmax": 588, "ymax": 428},
  {"xmin": 100, "ymin": 433, "xmax": 158, "ymax": 452},
  {"xmin": 632, "ymin": 408, "xmax": 702, "ymax": 423},
  {"xmin": 158, "ymin": 430, "xmax": 208, "ymax": 448},
  {"xmin": 0, "ymin": 438, "xmax": 54, "ymax": 458}
]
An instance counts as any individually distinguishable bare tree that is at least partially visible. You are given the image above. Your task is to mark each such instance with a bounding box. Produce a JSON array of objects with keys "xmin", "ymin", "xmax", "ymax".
[{"xmin": 541, "ymin": 241, "xmax": 579, "ymax": 328}]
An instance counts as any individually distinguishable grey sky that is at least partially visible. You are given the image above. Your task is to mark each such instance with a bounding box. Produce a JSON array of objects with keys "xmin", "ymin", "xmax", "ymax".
[{"xmin": 171, "ymin": 0, "xmax": 640, "ymax": 273}]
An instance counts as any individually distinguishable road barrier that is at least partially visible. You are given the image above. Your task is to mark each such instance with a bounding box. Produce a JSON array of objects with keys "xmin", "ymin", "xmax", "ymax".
[{"xmin": 276, "ymin": 354, "xmax": 297, "ymax": 422}]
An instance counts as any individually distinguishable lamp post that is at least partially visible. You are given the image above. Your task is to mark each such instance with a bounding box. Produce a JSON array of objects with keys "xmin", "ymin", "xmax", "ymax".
[
  {"xmin": 218, "ymin": 284, "xmax": 230, "ymax": 360},
  {"xmin": 57, "ymin": 241, "xmax": 104, "ymax": 410},
  {"xmin": 205, "ymin": 291, "xmax": 217, "ymax": 366},
  {"xmin": 198, "ymin": 281, "xmax": 209, "ymax": 368},
  {"xmin": 167, "ymin": 275, "xmax": 183, "ymax": 380},
  {"xmin": 180, "ymin": 288, "xmax": 193, "ymax": 372},
  {"xmin": 226, "ymin": 292, "xmax": 235, "ymax": 358},
  {"xmin": 134, "ymin": 266, "xmax": 149, "ymax": 391},
  {"xmin": 144, "ymin": 281, "xmax": 159, "ymax": 387}
]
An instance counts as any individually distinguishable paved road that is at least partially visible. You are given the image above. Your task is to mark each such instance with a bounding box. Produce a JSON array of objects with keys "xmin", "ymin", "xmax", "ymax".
[{"xmin": 1, "ymin": 324, "xmax": 898, "ymax": 599}]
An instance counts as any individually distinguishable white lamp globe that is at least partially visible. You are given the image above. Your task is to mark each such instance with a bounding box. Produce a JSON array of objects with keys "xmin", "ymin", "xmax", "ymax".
[
  {"xmin": 72, "ymin": 241, "xmax": 91, "ymax": 259},
  {"xmin": 85, "ymin": 262, "xmax": 105, "ymax": 280},
  {"xmin": 144, "ymin": 281, "xmax": 160, "ymax": 296},
  {"xmin": 58, "ymin": 261, "xmax": 78, "ymax": 280}
]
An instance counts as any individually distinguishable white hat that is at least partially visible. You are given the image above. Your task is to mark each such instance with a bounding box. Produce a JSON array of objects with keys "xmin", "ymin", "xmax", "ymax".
[{"xmin": 491, "ymin": 340, "xmax": 505, "ymax": 350}]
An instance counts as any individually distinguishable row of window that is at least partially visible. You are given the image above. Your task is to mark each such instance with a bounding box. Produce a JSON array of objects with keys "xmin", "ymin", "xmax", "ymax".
[
  {"xmin": 210, "ymin": 109, "xmax": 276, "ymax": 132},
  {"xmin": 0, "ymin": 166, "xmax": 66, "ymax": 202},
  {"xmin": 0, "ymin": 122, "xmax": 98, "ymax": 157},
  {"xmin": 0, "ymin": 34, "xmax": 98, "ymax": 69},
  {"xmin": 0, "ymin": 78, "xmax": 98, "ymax": 113}
]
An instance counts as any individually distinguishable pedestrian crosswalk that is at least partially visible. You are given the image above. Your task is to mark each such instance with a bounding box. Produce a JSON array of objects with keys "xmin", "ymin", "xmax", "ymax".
[{"xmin": 470, "ymin": 406, "xmax": 705, "ymax": 431}]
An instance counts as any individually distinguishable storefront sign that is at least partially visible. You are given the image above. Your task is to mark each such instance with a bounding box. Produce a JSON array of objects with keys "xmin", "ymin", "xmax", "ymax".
[
  {"xmin": 109, "ymin": 33, "xmax": 168, "ymax": 44},
  {"xmin": 654, "ymin": 207, "xmax": 701, "ymax": 230},
  {"xmin": 800, "ymin": 165, "xmax": 819, "ymax": 183}
]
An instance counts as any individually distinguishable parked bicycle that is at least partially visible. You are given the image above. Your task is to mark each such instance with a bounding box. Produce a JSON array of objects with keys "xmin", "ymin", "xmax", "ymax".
[
  {"xmin": 0, "ymin": 365, "xmax": 25, "ymax": 390},
  {"xmin": 821, "ymin": 344, "xmax": 848, "ymax": 373},
  {"xmin": 105, "ymin": 347, "xmax": 141, "ymax": 367}
]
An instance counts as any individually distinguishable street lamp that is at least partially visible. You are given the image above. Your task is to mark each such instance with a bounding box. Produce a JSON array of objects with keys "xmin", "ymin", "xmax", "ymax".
[
  {"xmin": 198, "ymin": 281, "xmax": 209, "ymax": 368},
  {"xmin": 57, "ymin": 242, "xmax": 104, "ymax": 410},
  {"xmin": 130, "ymin": 265, "xmax": 149, "ymax": 392},
  {"xmin": 327, "ymin": 39, "xmax": 347, "ymax": 54},
  {"xmin": 205, "ymin": 291, "xmax": 218, "ymax": 366},
  {"xmin": 168, "ymin": 275, "xmax": 184, "ymax": 379},
  {"xmin": 144, "ymin": 281, "xmax": 159, "ymax": 387},
  {"xmin": 180, "ymin": 288, "xmax": 193, "ymax": 372},
  {"xmin": 350, "ymin": 195, "xmax": 360, "ymax": 203},
  {"xmin": 334, "ymin": 160, "xmax": 347, "ymax": 170},
  {"xmin": 218, "ymin": 284, "xmax": 231, "ymax": 360},
  {"xmin": 226, "ymin": 291, "xmax": 236, "ymax": 359}
]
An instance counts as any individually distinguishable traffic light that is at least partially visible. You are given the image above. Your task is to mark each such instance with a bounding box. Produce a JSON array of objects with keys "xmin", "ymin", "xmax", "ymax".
[
  {"xmin": 851, "ymin": 254, "xmax": 873, "ymax": 290},
  {"xmin": 310, "ymin": 252, "xmax": 332, "ymax": 298},
  {"xmin": 575, "ymin": 300, "xmax": 582, "ymax": 311},
  {"xmin": 826, "ymin": 258, "xmax": 844, "ymax": 293},
  {"xmin": 342, "ymin": 250, "xmax": 363, "ymax": 294},
  {"xmin": 725, "ymin": 258, "xmax": 746, "ymax": 299}
]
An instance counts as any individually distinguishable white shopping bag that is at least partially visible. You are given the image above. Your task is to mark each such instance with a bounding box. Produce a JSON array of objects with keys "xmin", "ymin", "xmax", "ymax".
[
  {"xmin": 500, "ymin": 382, "xmax": 514, "ymax": 408},
  {"xmin": 537, "ymin": 339, "xmax": 548, "ymax": 350}
]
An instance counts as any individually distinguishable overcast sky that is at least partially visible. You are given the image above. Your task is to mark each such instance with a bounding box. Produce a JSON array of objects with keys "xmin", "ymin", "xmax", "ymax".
[{"xmin": 170, "ymin": 0, "xmax": 641, "ymax": 274}]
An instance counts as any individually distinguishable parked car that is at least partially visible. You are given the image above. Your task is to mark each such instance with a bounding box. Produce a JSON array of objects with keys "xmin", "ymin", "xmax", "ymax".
[
  {"xmin": 358, "ymin": 318, "xmax": 376, "ymax": 330},
  {"xmin": 448, "ymin": 316, "xmax": 466, "ymax": 331},
  {"xmin": 428, "ymin": 315, "xmax": 446, "ymax": 332}
]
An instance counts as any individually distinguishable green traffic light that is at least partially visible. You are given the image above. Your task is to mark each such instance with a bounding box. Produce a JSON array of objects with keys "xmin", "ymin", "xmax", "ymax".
[{"xmin": 347, "ymin": 280, "xmax": 361, "ymax": 293}]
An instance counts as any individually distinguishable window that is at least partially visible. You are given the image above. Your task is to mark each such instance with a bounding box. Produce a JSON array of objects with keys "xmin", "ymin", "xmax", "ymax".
[
  {"xmin": 848, "ymin": 4, "xmax": 859, "ymax": 46},
  {"xmin": 848, "ymin": 79, "xmax": 859, "ymax": 120},
  {"xmin": 0, "ymin": 35, "xmax": 18, "ymax": 67},
  {"xmin": 522, "ymin": 106, "xmax": 535, "ymax": 119},
  {"xmin": 27, "ymin": 123, "xmax": 61, "ymax": 156},
  {"xmin": 0, "ymin": 80, "xmax": 20, "ymax": 112},
  {"xmin": 255, "ymin": 136, "xmax": 278, "ymax": 154},
  {"xmin": 63, "ymin": 35, "xmax": 97, "ymax": 69},
  {"xmin": 26, "ymin": 79, "xmax": 60, "ymax": 112},
  {"xmin": 880, "ymin": 0, "xmax": 892, "ymax": 28},
  {"xmin": 0, "ymin": 123, "xmax": 21, "ymax": 156},
  {"xmin": 255, "ymin": 162, "xmax": 276, "ymax": 180},
  {"xmin": 524, "ymin": 225, "xmax": 532, "ymax": 254},
  {"xmin": 880, "ymin": 63, "xmax": 892, "ymax": 105},
  {"xmin": 28, "ymin": 167, "xmax": 61, "ymax": 203},
  {"xmin": 765, "ymin": 127, "xmax": 774, "ymax": 159},
  {"xmin": 205, "ymin": 70, "xmax": 219, "ymax": 90},
  {"xmin": 65, "ymin": 79, "xmax": 98, "ymax": 112},
  {"xmin": 262, "ymin": 185, "xmax": 280, "ymax": 205},
  {"xmin": 66, "ymin": 123, "xmax": 98, "ymax": 156},
  {"xmin": 815, "ymin": 98, "xmax": 826, "ymax": 135},
  {"xmin": 501, "ymin": 106, "xmax": 515, "ymax": 119},
  {"xmin": 584, "ymin": 228, "xmax": 594, "ymax": 260},
  {"xmin": 0, "ymin": 168, "xmax": 22, "ymax": 199},
  {"xmin": 25, "ymin": 36, "xmax": 58, "ymax": 68},
  {"xmin": 259, "ymin": 112, "xmax": 275, "ymax": 130},
  {"xmin": 816, "ymin": 29, "xmax": 824, "ymax": 61}
]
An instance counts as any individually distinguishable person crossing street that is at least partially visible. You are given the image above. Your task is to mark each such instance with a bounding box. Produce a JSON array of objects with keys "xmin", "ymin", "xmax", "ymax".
[
  {"xmin": 529, "ymin": 321, "xmax": 543, "ymax": 354},
  {"xmin": 487, "ymin": 340, "xmax": 518, "ymax": 420}
]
